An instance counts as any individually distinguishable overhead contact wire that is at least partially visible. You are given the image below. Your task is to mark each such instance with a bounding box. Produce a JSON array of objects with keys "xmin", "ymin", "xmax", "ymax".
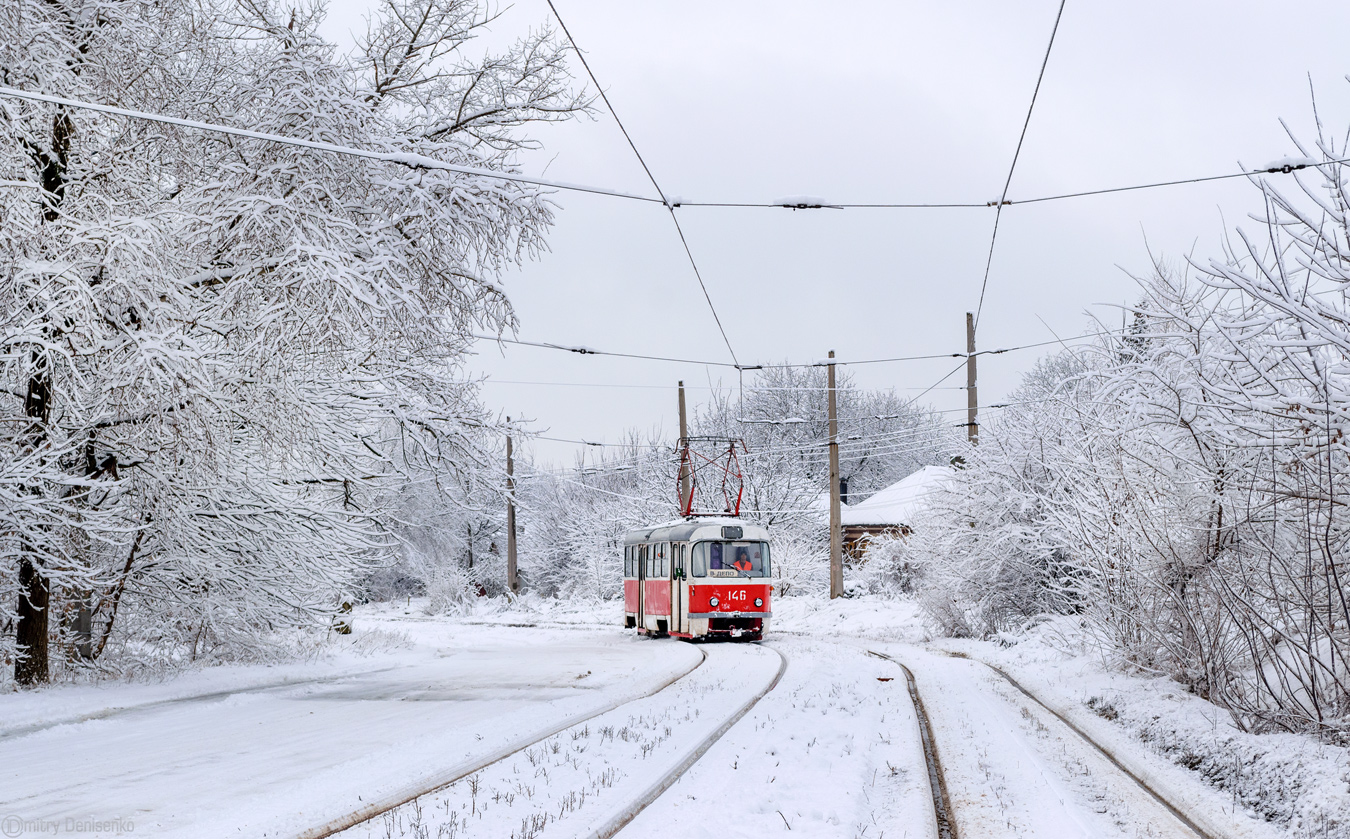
[
  {"xmin": 545, "ymin": 0, "xmax": 740, "ymax": 368},
  {"xmin": 974, "ymin": 0, "xmax": 1067, "ymax": 330}
]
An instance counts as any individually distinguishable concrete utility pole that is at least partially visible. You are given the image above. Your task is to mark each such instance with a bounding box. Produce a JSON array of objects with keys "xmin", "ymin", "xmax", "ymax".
[
  {"xmin": 678, "ymin": 381, "xmax": 691, "ymax": 513},
  {"xmin": 966, "ymin": 312, "xmax": 979, "ymax": 445},
  {"xmin": 827, "ymin": 350, "xmax": 843, "ymax": 599},
  {"xmin": 505, "ymin": 418, "xmax": 519, "ymax": 593}
]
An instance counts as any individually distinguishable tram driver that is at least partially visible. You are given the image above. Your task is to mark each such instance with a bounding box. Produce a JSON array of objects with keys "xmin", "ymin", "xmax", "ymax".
[{"xmin": 732, "ymin": 546, "xmax": 754, "ymax": 572}]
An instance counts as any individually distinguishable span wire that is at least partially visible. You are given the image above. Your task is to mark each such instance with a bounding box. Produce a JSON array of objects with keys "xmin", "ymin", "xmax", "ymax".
[
  {"xmin": 2, "ymin": 87, "xmax": 1341, "ymax": 216},
  {"xmin": 0, "ymin": 86, "xmax": 661, "ymax": 204},
  {"xmin": 473, "ymin": 329, "xmax": 1111, "ymax": 371}
]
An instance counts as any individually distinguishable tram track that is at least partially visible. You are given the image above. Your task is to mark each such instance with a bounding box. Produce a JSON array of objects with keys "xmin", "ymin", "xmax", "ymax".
[
  {"xmin": 584, "ymin": 642, "xmax": 788, "ymax": 839},
  {"xmin": 866, "ymin": 649, "xmax": 957, "ymax": 839},
  {"xmin": 297, "ymin": 645, "xmax": 710, "ymax": 839},
  {"xmin": 870, "ymin": 646, "xmax": 1224, "ymax": 839},
  {"xmin": 956, "ymin": 653, "xmax": 1222, "ymax": 839}
]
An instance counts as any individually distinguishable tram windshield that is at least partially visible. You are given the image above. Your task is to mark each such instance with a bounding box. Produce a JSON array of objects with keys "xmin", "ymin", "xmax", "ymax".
[{"xmin": 691, "ymin": 541, "xmax": 770, "ymax": 578}]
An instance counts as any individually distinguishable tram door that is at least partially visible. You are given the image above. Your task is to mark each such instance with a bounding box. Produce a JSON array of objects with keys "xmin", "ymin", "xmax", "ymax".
[
  {"xmin": 636, "ymin": 544, "xmax": 647, "ymax": 625},
  {"xmin": 672, "ymin": 543, "xmax": 687, "ymax": 633}
]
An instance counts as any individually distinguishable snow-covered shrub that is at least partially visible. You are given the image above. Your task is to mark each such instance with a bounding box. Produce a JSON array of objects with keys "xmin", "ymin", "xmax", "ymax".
[
  {"xmin": 848, "ymin": 533, "xmax": 916, "ymax": 596},
  {"xmin": 766, "ymin": 523, "xmax": 828, "ymax": 597},
  {"xmin": 906, "ymin": 352, "xmax": 1093, "ymax": 637}
]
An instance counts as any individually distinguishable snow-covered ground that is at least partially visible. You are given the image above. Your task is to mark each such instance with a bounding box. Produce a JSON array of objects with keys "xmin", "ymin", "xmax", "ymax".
[{"xmin": 2, "ymin": 595, "xmax": 1346, "ymax": 839}]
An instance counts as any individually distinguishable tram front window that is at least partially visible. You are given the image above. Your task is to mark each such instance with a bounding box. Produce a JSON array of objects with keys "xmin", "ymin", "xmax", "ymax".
[{"xmin": 693, "ymin": 541, "xmax": 770, "ymax": 577}]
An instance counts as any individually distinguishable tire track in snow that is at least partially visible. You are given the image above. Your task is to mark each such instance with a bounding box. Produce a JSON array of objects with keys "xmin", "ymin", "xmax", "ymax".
[{"xmin": 299, "ymin": 645, "xmax": 711, "ymax": 839}]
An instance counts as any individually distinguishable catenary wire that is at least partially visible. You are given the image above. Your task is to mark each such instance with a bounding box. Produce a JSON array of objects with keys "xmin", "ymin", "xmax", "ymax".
[
  {"xmin": 520, "ymin": 361, "xmax": 971, "ymax": 463},
  {"xmin": 472, "ymin": 329, "xmax": 1111, "ymax": 371},
  {"xmin": 974, "ymin": 0, "xmax": 1067, "ymax": 330},
  {"xmin": 520, "ymin": 395, "xmax": 1066, "ymax": 468},
  {"xmin": 544, "ymin": 1, "xmax": 739, "ymax": 368}
]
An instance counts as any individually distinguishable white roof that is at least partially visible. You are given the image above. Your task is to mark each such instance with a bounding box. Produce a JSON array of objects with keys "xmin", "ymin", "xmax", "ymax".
[
  {"xmin": 840, "ymin": 466, "xmax": 954, "ymax": 527},
  {"xmin": 805, "ymin": 491, "xmax": 842, "ymax": 522}
]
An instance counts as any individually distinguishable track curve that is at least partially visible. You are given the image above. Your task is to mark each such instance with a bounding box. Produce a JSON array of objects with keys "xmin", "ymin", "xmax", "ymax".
[
  {"xmin": 585, "ymin": 642, "xmax": 789, "ymax": 839},
  {"xmin": 296, "ymin": 646, "xmax": 709, "ymax": 839},
  {"xmin": 873, "ymin": 646, "xmax": 1224, "ymax": 839}
]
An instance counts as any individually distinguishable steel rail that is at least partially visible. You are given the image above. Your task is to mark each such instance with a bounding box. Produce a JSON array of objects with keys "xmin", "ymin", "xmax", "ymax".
[
  {"xmin": 962, "ymin": 655, "xmax": 1222, "ymax": 839},
  {"xmin": 582, "ymin": 643, "xmax": 789, "ymax": 839},
  {"xmin": 296, "ymin": 646, "xmax": 709, "ymax": 839},
  {"xmin": 867, "ymin": 650, "xmax": 958, "ymax": 839}
]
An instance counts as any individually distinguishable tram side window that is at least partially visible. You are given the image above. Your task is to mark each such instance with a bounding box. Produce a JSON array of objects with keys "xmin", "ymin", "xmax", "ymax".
[
  {"xmin": 661, "ymin": 544, "xmax": 669, "ymax": 577},
  {"xmin": 625, "ymin": 547, "xmax": 632, "ymax": 577}
]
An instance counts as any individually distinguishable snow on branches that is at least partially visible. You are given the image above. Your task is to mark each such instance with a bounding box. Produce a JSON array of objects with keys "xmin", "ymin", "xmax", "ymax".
[
  {"xmin": 0, "ymin": 0, "xmax": 588, "ymax": 683},
  {"xmin": 906, "ymin": 128, "xmax": 1350, "ymax": 740}
]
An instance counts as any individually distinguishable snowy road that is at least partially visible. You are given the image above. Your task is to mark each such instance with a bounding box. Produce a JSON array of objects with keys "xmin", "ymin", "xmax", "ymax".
[
  {"xmin": 0, "ymin": 623, "xmax": 700, "ymax": 838},
  {"xmin": 0, "ymin": 602, "xmax": 1275, "ymax": 839}
]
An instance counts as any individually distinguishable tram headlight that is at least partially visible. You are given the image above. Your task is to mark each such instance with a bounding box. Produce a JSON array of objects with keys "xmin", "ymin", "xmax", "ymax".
[
  {"xmin": 754, "ymin": 597, "xmax": 763, "ymax": 607},
  {"xmin": 709, "ymin": 596, "xmax": 719, "ymax": 609}
]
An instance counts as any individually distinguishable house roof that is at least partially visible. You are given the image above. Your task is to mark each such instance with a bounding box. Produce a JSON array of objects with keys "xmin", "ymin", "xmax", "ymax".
[{"xmin": 839, "ymin": 466, "xmax": 954, "ymax": 527}]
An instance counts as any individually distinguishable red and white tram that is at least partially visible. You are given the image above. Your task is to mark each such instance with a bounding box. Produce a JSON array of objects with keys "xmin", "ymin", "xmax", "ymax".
[{"xmin": 622, "ymin": 519, "xmax": 771, "ymax": 641}]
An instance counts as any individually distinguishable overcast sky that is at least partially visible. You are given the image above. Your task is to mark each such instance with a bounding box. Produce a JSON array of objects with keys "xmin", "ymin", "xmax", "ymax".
[{"xmin": 324, "ymin": 0, "xmax": 1350, "ymax": 467}]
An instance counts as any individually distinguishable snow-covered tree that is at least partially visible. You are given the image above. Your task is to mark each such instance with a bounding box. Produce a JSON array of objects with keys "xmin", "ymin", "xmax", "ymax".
[
  {"xmin": 0, "ymin": 0, "xmax": 587, "ymax": 683},
  {"xmin": 909, "ymin": 127, "xmax": 1350, "ymax": 738}
]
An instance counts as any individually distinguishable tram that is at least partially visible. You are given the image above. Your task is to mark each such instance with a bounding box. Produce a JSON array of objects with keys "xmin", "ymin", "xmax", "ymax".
[{"xmin": 622, "ymin": 518, "xmax": 771, "ymax": 641}]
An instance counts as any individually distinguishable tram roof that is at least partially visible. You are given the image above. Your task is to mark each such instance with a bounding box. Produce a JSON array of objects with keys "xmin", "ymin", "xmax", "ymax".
[{"xmin": 623, "ymin": 516, "xmax": 770, "ymax": 545}]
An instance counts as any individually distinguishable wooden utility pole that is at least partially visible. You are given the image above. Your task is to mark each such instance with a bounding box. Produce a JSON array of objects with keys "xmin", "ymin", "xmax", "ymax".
[
  {"xmin": 505, "ymin": 418, "xmax": 519, "ymax": 593},
  {"xmin": 677, "ymin": 381, "xmax": 691, "ymax": 513},
  {"xmin": 827, "ymin": 350, "xmax": 843, "ymax": 599},
  {"xmin": 966, "ymin": 312, "xmax": 979, "ymax": 445}
]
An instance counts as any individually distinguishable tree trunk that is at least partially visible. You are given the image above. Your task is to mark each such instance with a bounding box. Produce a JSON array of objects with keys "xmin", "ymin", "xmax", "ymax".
[
  {"xmin": 12, "ymin": 105, "xmax": 71, "ymax": 685},
  {"xmin": 15, "ymin": 555, "xmax": 50, "ymax": 685}
]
